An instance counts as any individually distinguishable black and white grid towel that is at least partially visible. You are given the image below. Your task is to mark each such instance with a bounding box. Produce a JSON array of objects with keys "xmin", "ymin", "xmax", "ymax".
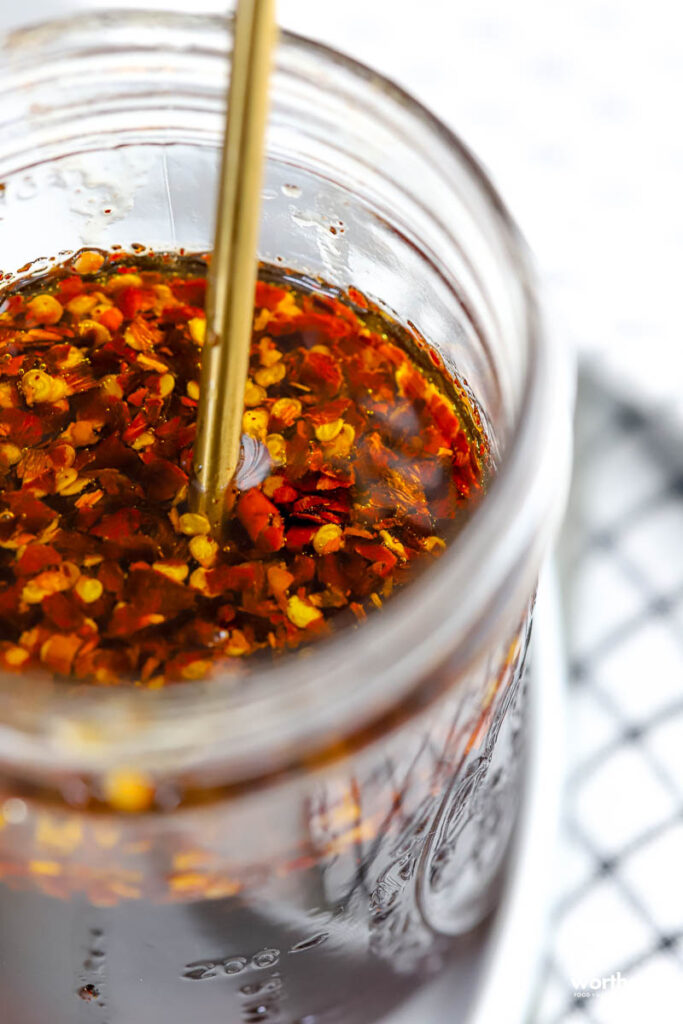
[{"xmin": 533, "ymin": 373, "xmax": 683, "ymax": 1023}]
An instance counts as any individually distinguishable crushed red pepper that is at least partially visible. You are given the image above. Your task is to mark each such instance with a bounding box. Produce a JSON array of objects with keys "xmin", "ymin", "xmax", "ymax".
[{"xmin": 0, "ymin": 250, "xmax": 489, "ymax": 685}]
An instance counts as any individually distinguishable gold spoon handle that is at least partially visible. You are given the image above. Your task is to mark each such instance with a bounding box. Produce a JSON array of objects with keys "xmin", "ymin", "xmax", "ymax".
[{"xmin": 192, "ymin": 0, "xmax": 276, "ymax": 531}]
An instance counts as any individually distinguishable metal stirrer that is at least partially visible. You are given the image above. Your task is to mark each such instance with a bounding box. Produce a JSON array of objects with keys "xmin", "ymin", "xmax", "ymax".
[{"xmin": 191, "ymin": 0, "xmax": 276, "ymax": 533}]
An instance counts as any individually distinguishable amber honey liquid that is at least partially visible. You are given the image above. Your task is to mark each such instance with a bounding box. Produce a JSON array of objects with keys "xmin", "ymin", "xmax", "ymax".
[
  {"xmin": 0, "ymin": 252, "xmax": 488, "ymax": 688},
  {"xmin": 0, "ymin": 658, "xmax": 526, "ymax": 1024},
  {"xmin": 0, "ymin": 254, "xmax": 523, "ymax": 1024}
]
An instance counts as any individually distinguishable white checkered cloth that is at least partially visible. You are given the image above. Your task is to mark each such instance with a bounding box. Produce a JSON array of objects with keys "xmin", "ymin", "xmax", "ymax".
[{"xmin": 531, "ymin": 372, "xmax": 683, "ymax": 1023}]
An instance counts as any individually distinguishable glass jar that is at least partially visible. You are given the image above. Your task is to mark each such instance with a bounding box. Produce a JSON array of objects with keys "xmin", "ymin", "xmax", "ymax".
[{"xmin": 0, "ymin": 11, "xmax": 572, "ymax": 1024}]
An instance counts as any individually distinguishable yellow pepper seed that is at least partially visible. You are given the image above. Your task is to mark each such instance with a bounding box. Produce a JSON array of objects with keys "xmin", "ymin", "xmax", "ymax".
[
  {"xmin": 242, "ymin": 408, "xmax": 269, "ymax": 442},
  {"xmin": 158, "ymin": 373, "xmax": 175, "ymax": 397},
  {"xmin": 253, "ymin": 308, "xmax": 271, "ymax": 331},
  {"xmin": 59, "ymin": 478, "xmax": 88, "ymax": 497},
  {"xmin": 26, "ymin": 294, "xmax": 63, "ymax": 325},
  {"xmin": 21, "ymin": 370, "xmax": 67, "ymax": 405},
  {"xmin": 22, "ymin": 570, "xmax": 73, "ymax": 605},
  {"xmin": 265, "ymin": 433, "xmax": 287, "ymax": 466},
  {"xmin": 314, "ymin": 419, "xmax": 344, "ymax": 442},
  {"xmin": 90, "ymin": 297, "xmax": 113, "ymax": 315},
  {"xmin": 312, "ymin": 523, "xmax": 344, "ymax": 555},
  {"xmin": 153, "ymin": 561, "xmax": 189, "ymax": 584},
  {"xmin": 254, "ymin": 362, "xmax": 286, "ymax": 388},
  {"xmin": 188, "ymin": 534, "xmax": 218, "ymax": 567},
  {"xmin": 4, "ymin": 646, "xmax": 29, "ymax": 668},
  {"xmin": 22, "ymin": 581, "xmax": 46, "ymax": 605},
  {"xmin": 178, "ymin": 512, "xmax": 211, "ymax": 536},
  {"xmin": 136, "ymin": 353, "xmax": 168, "ymax": 373},
  {"xmin": 0, "ymin": 443, "xmax": 21, "ymax": 468},
  {"xmin": 107, "ymin": 273, "xmax": 142, "ymax": 291},
  {"xmin": 54, "ymin": 468, "xmax": 79, "ymax": 494},
  {"xmin": 101, "ymin": 375, "xmax": 123, "ymax": 399},
  {"xmin": 189, "ymin": 567, "xmax": 210, "ymax": 594},
  {"xmin": 244, "ymin": 381, "xmax": 267, "ymax": 407},
  {"xmin": 186, "ymin": 380, "xmax": 200, "ymax": 401},
  {"xmin": 286, "ymin": 595, "xmax": 323, "ymax": 629},
  {"xmin": 379, "ymin": 529, "xmax": 408, "ymax": 561},
  {"xmin": 142, "ymin": 614, "xmax": 165, "ymax": 628},
  {"xmin": 66, "ymin": 294, "xmax": 99, "ymax": 317},
  {"xmin": 59, "ymin": 345, "xmax": 86, "ymax": 369},
  {"xmin": 153, "ymin": 283, "xmax": 173, "ymax": 304},
  {"xmin": 276, "ymin": 293, "xmax": 301, "ymax": 318},
  {"xmin": 75, "ymin": 578, "xmax": 103, "ymax": 604},
  {"xmin": 423, "ymin": 535, "xmax": 446, "ymax": 552},
  {"xmin": 180, "ymin": 659, "xmax": 211, "ymax": 680},
  {"xmin": 29, "ymin": 860, "xmax": 61, "ymax": 876},
  {"xmin": 324, "ymin": 423, "xmax": 355, "ymax": 457},
  {"xmin": 103, "ymin": 769, "xmax": 154, "ymax": 813},
  {"xmin": 123, "ymin": 327, "xmax": 144, "ymax": 352},
  {"xmin": 73, "ymin": 250, "xmax": 105, "ymax": 275},
  {"xmin": 258, "ymin": 338, "xmax": 283, "ymax": 366},
  {"xmin": 262, "ymin": 474, "xmax": 285, "ymax": 499},
  {"xmin": 0, "ymin": 383, "xmax": 15, "ymax": 408},
  {"xmin": 225, "ymin": 629, "xmax": 250, "ymax": 657},
  {"xmin": 270, "ymin": 397, "xmax": 302, "ymax": 426},
  {"xmin": 132, "ymin": 431, "xmax": 155, "ymax": 450},
  {"xmin": 62, "ymin": 420, "xmax": 100, "ymax": 447},
  {"xmin": 169, "ymin": 872, "xmax": 206, "ymax": 892},
  {"xmin": 78, "ymin": 319, "xmax": 111, "ymax": 345},
  {"xmin": 188, "ymin": 317, "xmax": 206, "ymax": 346},
  {"xmin": 83, "ymin": 554, "xmax": 104, "ymax": 567}
]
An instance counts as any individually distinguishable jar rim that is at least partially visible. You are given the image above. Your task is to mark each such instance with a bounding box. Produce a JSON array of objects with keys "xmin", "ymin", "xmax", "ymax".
[{"xmin": 0, "ymin": 9, "xmax": 573, "ymax": 785}]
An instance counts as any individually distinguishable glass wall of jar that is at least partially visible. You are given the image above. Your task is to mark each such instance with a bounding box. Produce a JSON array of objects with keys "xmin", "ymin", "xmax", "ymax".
[{"xmin": 0, "ymin": 12, "xmax": 572, "ymax": 1024}]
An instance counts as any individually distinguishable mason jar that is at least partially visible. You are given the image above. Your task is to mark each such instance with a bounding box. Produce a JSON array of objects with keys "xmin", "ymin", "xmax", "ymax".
[{"xmin": 0, "ymin": 11, "xmax": 572, "ymax": 1024}]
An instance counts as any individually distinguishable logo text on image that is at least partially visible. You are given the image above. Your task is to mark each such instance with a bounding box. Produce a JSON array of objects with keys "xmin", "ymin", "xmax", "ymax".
[{"xmin": 572, "ymin": 972, "xmax": 627, "ymax": 998}]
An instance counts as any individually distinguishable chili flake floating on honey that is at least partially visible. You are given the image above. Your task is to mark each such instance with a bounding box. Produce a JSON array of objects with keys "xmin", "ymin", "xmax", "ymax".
[{"xmin": 0, "ymin": 251, "xmax": 489, "ymax": 685}]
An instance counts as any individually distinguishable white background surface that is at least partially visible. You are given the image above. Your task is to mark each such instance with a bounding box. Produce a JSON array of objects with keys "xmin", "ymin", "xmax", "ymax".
[{"xmin": 4, "ymin": 0, "xmax": 683, "ymax": 429}]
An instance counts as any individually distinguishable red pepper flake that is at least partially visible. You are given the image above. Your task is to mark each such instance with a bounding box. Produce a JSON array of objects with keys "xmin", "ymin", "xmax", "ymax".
[
  {"xmin": 141, "ymin": 455, "xmax": 188, "ymax": 503},
  {"xmin": 255, "ymin": 280, "xmax": 287, "ymax": 310},
  {"xmin": 91, "ymin": 508, "xmax": 141, "ymax": 542},
  {"xmin": 0, "ymin": 253, "xmax": 489, "ymax": 685},
  {"xmin": 272, "ymin": 482, "xmax": 298, "ymax": 504},
  {"xmin": 17, "ymin": 544, "xmax": 61, "ymax": 575},
  {"xmin": 98, "ymin": 306, "xmax": 124, "ymax": 333},
  {"xmin": 116, "ymin": 286, "xmax": 144, "ymax": 320},
  {"xmin": 4, "ymin": 491, "xmax": 57, "ymax": 531},
  {"xmin": 306, "ymin": 397, "xmax": 352, "ymax": 425},
  {"xmin": 300, "ymin": 350, "xmax": 343, "ymax": 396},
  {"xmin": 285, "ymin": 525, "xmax": 316, "ymax": 552},
  {"xmin": 291, "ymin": 493, "xmax": 350, "ymax": 525},
  {"xmin": 237, "ymin": 489, "xmax": 285, "ymax": 553},
  {"xmin": 0, "ymin": 408, "xmax": 45, "ymax": 446},
  {"xmin": 347, "ymin": 286, "xmax": 368, "ymax": 309},
  {"xmin": 97, "ymin": 561, "xmax": 126, "ymax": 597},
  {"xmin": 354, "ymin": 542, "xmax": 398, "ymax": 577},
  {"xmin": 127, "ymin": 387, "xmax": 148, "ymax": 408},
  {"xmin": 42, "ymin": 592, "xmax": 87, "ymax": 631},
  {"xmin": 57, "ymin": 275, "xmax": 85, "ymax": 301},
  {"xmin": 170, "ymin": 277, "xmax": 206, "ymax": 307},
  {"xmin": 40, "ymin": 633, "xmax": 84, "ymax": 675}
]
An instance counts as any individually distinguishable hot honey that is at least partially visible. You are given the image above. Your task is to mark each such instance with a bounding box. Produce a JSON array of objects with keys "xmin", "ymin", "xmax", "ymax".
[{"xmin": 0, "ymin": 251, "xmax": 490, "ymax": 685}]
